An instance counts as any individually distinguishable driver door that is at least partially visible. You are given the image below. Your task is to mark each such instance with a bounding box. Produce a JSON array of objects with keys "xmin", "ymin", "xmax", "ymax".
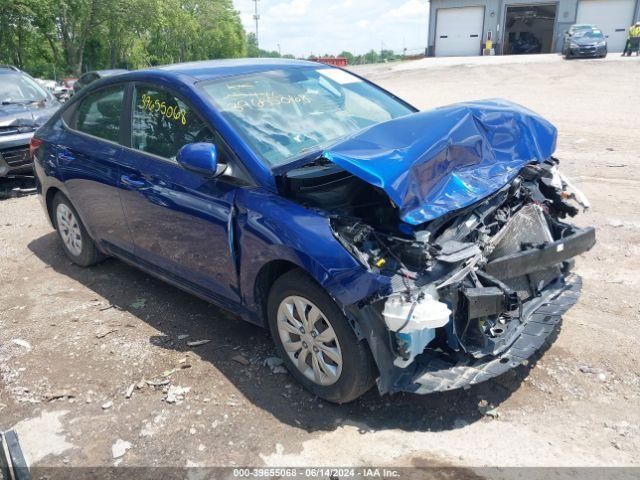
[{"xmin": 118, "ymin": 83, "xmax": 241, "ymax": 308}]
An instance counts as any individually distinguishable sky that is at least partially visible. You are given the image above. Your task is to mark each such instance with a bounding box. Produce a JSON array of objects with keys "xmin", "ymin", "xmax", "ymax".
[{"xmin": 232, "ymin": 0, "xmax": 429, "ymax": 58}]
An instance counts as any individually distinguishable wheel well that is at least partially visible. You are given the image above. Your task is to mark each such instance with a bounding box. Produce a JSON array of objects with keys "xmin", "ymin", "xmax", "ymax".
[
  {"xmin": 45, "ymin": 187, "xmax": 62, "ymax": 225},
  {"xmin": 254, "ymin": 260, "xmax": 299, "ymax": 326}
]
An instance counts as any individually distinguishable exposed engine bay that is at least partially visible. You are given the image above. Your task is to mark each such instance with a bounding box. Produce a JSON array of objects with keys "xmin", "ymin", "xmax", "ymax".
[{"xmin": 282, "ymin": 156, "xmax": 595, "ymax": 393}]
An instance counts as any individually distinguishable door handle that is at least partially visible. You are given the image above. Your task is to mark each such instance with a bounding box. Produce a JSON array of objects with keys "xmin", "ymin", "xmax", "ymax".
[{"xmin": 120, "ymin": 174, "xmax": 148, "ymax": 188}]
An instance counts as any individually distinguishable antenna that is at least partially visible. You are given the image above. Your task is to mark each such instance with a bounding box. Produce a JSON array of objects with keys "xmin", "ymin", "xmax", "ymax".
[{"xmin": 253, "ymin": 0, "xmax": 260, "ymax": 46}]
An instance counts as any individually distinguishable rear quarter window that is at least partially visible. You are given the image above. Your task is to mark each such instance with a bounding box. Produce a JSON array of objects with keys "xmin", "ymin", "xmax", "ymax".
[{"xmin": 74, "ymin": 85, "xmax": 124, "ymax": 143}]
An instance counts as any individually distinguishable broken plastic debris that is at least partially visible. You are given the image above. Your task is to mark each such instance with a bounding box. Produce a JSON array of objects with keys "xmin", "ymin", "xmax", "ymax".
[
  {"xmin": 165, "ymin": 386, "xmax": 190, "ymax": 404},
  {"xmin": 125, "ymin": 384, "xmax": 135, "ymax": 399},
  {"xmin": 12, "ymin": 339, "xmax": 32, "ymax": 350},
  {"xmin": 186, "ymin": 340, "xmax": 211, "ymax": 347},
  {"xmin": 111, "ymin": 439, "xmax": 132, "ymax": 459},
  {"xmin": 478, "ymin": 400, "xmax": 499, "ymax": 418},
  {"xmin": 146, "ymin": 378, "xmax": 170, "ymax": 388}
]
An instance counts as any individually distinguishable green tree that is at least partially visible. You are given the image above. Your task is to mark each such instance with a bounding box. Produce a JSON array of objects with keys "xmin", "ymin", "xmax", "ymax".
[
  {"xmin": 338, "ymin": 51, "xmax": 355, "ymax": 64},
  {"xmin": 0, "ymin": 0, "xmax": 248, "ymax": 78},
  {"xmin": 364, "ymin": 49, "xmax": 379, "ymax": 64},
  {"xmin": 246, "ymin": 32, "xmax": 260, "ymax": 57}
]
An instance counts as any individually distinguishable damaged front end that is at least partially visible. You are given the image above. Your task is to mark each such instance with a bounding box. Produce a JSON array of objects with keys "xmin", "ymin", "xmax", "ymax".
[
  {"xmin": 282, "ymin": 155, "xmax": 594, "ymax": 394},
  {"xmin": 278, "ymin": 99, "xmax": 595, "ymax": 394},
  {"xmin": 333, "ymin": 159, "xmax": 594, "ymax": 393}
]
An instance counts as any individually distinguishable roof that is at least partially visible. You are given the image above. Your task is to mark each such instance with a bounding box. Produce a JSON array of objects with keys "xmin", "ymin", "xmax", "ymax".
[
  {"xmin": 570, "ymin": 24, "xmax": 597, "ymax": 29},
  {"xmin": 92, "ymin": 69, "xmax": 128, "ymax": 77},
  {"xmin": 152, "ymin": 58, "xmax": 324, "ymax": 81},
  {"xmin": 0, "ymin": 65, "xmax": 21, "ymax": 73}
]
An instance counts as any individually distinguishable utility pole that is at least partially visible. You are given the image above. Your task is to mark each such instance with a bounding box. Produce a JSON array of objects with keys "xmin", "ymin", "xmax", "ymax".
[{"xmin": 253, "ymin": 0, "xmax": 260, "ymax": 47}]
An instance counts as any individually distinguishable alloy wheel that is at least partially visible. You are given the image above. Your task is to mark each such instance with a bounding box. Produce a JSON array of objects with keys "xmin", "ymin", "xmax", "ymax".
[
  {"xmin": 276, "ymin": 295, "xmax": 343, "ymax": 386},
  {"xmin": 56, "ymin": 203, "xmax": 83, "ymax": 257}
]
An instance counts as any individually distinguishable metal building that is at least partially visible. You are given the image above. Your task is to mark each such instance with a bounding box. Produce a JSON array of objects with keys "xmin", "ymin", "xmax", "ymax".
[{"xmin": 427, "ymin": 0, "xmax": 640, "ymax": 55}]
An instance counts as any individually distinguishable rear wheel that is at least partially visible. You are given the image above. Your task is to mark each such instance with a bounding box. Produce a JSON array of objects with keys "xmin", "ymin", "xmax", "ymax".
[
  {"xmin": 52, "ymin": 193, "xmax": 105, "ymax": 267},
  {"xmin": 267, "ymin": 269, "xmax": 376, "ymax": 403}
]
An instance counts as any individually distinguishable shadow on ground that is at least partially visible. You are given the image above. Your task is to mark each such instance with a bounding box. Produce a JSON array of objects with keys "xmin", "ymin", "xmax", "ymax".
[
  {"xmin": 0, "ymin": 176, "xmax": 36, "ymax": 200},
  {"xmin": 28, "ymin": 231, "xmax": 550, "ymax": 435}
]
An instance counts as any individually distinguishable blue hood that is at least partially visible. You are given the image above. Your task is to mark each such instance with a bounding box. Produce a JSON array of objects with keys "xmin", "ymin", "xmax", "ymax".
[{"xmin": 322, "ymin": 99, "xmax": 557, "ymax": 225}]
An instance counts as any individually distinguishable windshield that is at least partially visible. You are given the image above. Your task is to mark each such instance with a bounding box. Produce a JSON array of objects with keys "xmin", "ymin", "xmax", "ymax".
[
  {"xmin": 200, "ymin": 67, "xmax": 414, "ymax": 166},
  {"xmin": 0, "ymin": 73, "xmax": 48, "ymax": 104},
  {"xmin": 573, "ymin": 28, "xmax": 604, "ymax": 39}
]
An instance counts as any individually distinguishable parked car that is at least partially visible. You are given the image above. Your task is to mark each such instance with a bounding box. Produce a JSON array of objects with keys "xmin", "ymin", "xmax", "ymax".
[
  {"xmin": 62, "ymin": 77, "xmax": 78, "ymax": 89},
  {"xmin": 52, "ymin": 84, "xmax": 72, "ymax": 103},
  {"xmin": 509, "ymin": 32, "xmax": 542, "ymax": 54},
  {"xmin": 35, "ymin": 78, "xmax": 57, "ymax": 91},
  {"xmin": 32, "ymin": 59, "xmax": 595, "ymax": 403},
  {"xmin": 0, "ymin": 65, "xmax": 60, "ymax": 178},
  {"xmin": 563, "ymin": 24, "xmax": 607, "ymax": 58},
  {"xmin": 73, "ymin": 69, "xmax": 127, "ymax": 94}
]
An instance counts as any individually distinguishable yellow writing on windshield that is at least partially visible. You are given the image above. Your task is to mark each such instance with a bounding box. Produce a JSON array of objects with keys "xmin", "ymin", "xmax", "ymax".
[{"xmin": 139, "ymin": 93, "xmax": 187, "ymax": 125}]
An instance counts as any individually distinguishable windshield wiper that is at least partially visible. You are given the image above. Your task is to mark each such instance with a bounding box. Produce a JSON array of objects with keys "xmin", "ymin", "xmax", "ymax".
[{"xmin": 1, "ymin": 98, "xmax": 45, "ymax": 106}]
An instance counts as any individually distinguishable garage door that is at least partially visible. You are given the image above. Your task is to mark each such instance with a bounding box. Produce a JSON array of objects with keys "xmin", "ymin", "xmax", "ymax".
[
  {"xmin": 435, "ymin": 7, "xmax": 484, "ymax": 56},
  {"xmin": 577, "ymin": 0, "xmax": 635, "ymax": 52}
]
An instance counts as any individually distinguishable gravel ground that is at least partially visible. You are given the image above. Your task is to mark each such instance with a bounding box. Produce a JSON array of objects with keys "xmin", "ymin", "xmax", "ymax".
[{"xmin": 1, "ymin": 55, "xmax": 639, "ymax": 472}]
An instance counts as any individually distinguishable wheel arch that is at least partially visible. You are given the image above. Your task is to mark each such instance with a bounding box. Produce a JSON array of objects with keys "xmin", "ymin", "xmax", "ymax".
[
  {"xmin": 44, "ymin": 186, "xmax": 63, "ymax": 226},
  {"xmin": 252, "ymin": 259, "xmax": 301, "ymax": 327}
]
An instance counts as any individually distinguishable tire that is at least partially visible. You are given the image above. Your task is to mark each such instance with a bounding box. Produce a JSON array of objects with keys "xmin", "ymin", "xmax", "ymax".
[
  {"xmin": 52, "ymin": 192, "xmax": 105, "ymax": 267},
  {"xmin": 267, "ymin": 269, "xmax": 376, "ymax": 403}
]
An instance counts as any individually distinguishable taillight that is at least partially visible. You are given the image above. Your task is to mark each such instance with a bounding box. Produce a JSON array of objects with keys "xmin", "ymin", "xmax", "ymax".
[{"xmin": 29, "ymin": 137, "xmax": 43, "ymax": 160}]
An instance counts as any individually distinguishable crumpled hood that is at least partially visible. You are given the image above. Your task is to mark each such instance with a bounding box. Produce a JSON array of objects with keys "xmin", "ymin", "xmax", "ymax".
[
  {"xmin": 0, "ymin": 102, "xmax": 59, "ymax": 130},
  {"xmin": 322, "ymin": 99, "xmax": 557, "ymax": 225}
]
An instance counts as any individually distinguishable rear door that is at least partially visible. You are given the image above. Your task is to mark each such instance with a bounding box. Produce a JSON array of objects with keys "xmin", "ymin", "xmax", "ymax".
[
  {"xmin": 576, "ymin": 0, "xmax": 635, "ymax": 51},
  {"xmin": 57, "ymin": 83, "xmax": 134, "ymax": 254},
  {"xmin": 118, "ymin": 83, "xmax": 242, "ymax": 308},
  {"xmin": 435, "ymin": 6, "xmax": 484, "ymax": 57}
]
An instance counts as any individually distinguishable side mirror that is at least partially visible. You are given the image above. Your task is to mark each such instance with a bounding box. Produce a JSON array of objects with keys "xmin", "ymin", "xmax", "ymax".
[{"xmin": 176, "ymin": 143, "xmax": 226, "ymax": 177}]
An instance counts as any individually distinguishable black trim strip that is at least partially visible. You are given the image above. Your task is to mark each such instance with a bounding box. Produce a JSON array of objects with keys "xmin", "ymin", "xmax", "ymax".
[{"xmin": 485, "ymin": 227, "xmax": 596, "ymax": 280}]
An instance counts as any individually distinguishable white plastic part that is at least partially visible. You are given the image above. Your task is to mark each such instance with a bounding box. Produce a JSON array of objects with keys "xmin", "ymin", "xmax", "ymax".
[
  {"xmin": 382, "ymin": 287, "xmax": 452, "ymax": 368},
  {"xmin": 558, "ymin": 170, "xmax": 591, "ymax": 211},
  {"xmin": 550, "ymin": 166, "xmax": 591, "ymax": 211}
]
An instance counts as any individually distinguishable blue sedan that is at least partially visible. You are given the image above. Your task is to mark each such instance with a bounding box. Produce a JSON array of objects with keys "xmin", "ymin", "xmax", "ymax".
[{"xmin": 32, "ymin": 59, "xmax": 595, "ymax": 402}]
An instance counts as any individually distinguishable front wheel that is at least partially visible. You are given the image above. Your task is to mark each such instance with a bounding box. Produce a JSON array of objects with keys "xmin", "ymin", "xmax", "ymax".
[
  {"xmin": 52, "ymin": 193, "xmax": 105, "ymax": 267},
  {"xmin": 267, "ymin": 270, "xmax": 376, "ymax": 403}
]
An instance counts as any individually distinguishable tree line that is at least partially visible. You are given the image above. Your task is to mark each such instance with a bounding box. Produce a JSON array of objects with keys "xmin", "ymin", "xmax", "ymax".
[
  {"xmin": 0, "ymin": 0, "xmax": 247, "ymax": 78},
  {"xmin": 0, "ymin": 0, "xmax": 405, "ymax": 80}
]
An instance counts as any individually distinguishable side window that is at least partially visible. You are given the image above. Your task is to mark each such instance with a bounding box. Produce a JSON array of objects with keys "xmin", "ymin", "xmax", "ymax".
[
  {"xmin": 132, "ymin": 86, "xmax": 216, "ymax": 160},
  {"xmin": 75, "ymin": 85, "xmax": 124, "ymax": 143}
]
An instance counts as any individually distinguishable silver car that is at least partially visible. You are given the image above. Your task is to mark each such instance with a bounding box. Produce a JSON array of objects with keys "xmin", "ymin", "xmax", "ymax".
[{"xmin": 0, "ymin": 66, "xmax": 60, "ymax": 177}]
